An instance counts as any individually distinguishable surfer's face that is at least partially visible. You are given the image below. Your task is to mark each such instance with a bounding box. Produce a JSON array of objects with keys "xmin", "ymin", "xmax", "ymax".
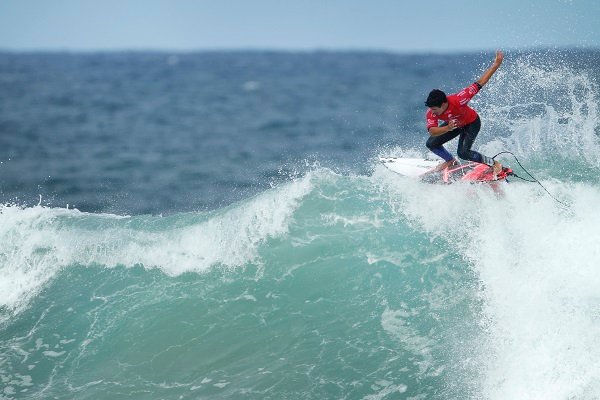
[{"xmin": 428, "ymin": 102, "xmax": 448, "ymax": 116}]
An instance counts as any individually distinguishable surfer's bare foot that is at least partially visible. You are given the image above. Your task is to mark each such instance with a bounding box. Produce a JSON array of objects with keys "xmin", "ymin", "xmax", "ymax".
[
  {"xmin": 434, "ymin": 158, "xmax": 458, "ymax": 172},
  {"xmin": 493, "ymin": 160, "xmax": 503, "ymax": 175}
]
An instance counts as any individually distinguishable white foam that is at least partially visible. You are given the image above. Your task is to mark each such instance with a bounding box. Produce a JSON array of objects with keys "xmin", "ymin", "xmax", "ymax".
[
  {"xmin": 42, "ymin": 351, "xmax": 65, "ymax": 358},
  {"xmin": 473, "ymin": 184, "xmax": 600, "ymax": 399},
  {"xmin": 0, "ymin": 173, "xmax": 314, "ymax": 319},
  {"xmin": 381, "ymin": 306, "xmax": 436, "ymax": 376},
  {"xmin": 377, "ymin": 165, "xmax": 600, "ymax": 398},
  {"xmin": 363, "ymin": 380, "xmax": 408, "ymax": 400}
]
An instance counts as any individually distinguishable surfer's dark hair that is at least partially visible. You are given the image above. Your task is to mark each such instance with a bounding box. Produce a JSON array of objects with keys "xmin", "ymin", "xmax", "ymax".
[{"xmin": 425, "ymin": 89, "xmax": 447, "ymax": 107}]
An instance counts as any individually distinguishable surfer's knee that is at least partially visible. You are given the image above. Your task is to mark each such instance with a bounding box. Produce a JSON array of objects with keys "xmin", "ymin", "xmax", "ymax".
[
  {"xmin": 457, "ymin": 147, "xmax": 472, "ymax": 161},
  {"xmin": 425, "ymin": 136, "xmax": 438, "ymax": 150}
]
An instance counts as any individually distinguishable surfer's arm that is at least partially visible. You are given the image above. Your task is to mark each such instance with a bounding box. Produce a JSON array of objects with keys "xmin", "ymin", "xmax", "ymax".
[
  {"xmin": 476, "ymin": 50, "xmax": 504, "ymax": 87},
  {"xmin": 428, "ymin": 121, "xmax": 457, "ymax": 136},
  {"xmin": 426, "ymin": 111, "xmax": 457, "ymax": 136}
]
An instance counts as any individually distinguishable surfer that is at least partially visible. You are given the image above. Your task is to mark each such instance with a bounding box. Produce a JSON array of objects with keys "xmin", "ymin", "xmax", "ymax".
[{"xmin": 424, "ymin": 50, "xmax": 504, "ymax": 174}]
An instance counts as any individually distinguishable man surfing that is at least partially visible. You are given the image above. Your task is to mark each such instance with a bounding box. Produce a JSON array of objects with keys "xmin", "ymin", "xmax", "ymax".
[{"xmin": 424, "ymin": 50, "xmax": 504, "ymax": 174}]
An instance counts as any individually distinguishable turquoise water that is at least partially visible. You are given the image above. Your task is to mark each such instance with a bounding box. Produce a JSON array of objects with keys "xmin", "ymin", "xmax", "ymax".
[
  {"xmin": 1, "ymin": 171, "xmax": 487, "ymax": 399},
  {"xmin": 3, "ymin": 166, "xmax": 600, "ymax": 399},
  {"xmin": 2, "ymin": 50, "xmax": 600, "ymax": 399}
]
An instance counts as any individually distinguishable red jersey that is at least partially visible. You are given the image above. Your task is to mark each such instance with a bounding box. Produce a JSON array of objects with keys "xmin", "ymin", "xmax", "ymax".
[{"xmin": 426, "ymin": 82, "xmax": 480, "ymax": 130}]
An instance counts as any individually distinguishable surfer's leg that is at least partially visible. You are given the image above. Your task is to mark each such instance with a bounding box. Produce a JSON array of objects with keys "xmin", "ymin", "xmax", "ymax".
[
  {"xmin": 430, "ymin": 146, "xmax": 454, "ymax": 162},
  {"xmin": 457, "ymin": 116, "xmax": 502, "ymax": 172},
  {"xmin": 426, "ymin": 129, "xmax": 460, "ymax": 162},
  {"xmin": 457, "ymin": 116, "xmax": 486, "ymax": 162}
]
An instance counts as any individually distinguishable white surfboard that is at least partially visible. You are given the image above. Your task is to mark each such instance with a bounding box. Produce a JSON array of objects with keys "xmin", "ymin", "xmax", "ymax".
[{"xmin": 379, "ymin": 157, "xmax": 441, "ymax": 177}]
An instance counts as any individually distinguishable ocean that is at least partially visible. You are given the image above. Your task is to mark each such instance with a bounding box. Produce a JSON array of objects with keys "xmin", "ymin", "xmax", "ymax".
[{"xmin": 1, "ymin": 49, "xmax": 599, "ymax": 399}]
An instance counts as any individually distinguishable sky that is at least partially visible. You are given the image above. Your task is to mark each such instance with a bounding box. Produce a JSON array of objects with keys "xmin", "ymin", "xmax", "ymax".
[{"xmin": 0, "ymin": 0, "xmax": 598, "ymax": 52}]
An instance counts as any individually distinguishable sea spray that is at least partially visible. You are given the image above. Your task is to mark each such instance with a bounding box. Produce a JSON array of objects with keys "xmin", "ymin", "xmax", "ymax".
[{"xmin": 476, "ymin": 52, "xmax": 600, "ymax": 173}]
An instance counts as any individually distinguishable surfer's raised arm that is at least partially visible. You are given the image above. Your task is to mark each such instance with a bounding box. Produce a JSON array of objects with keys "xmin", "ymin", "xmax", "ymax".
[{"xmin": 476, "ymin": 50, "xmax": 504, "ymax": 87}]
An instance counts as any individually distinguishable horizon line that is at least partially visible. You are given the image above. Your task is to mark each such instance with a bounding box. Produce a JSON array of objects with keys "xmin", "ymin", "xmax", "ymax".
[{"xmin": 1, "ymin": 44, "xmax": 599, "ymax": 55}]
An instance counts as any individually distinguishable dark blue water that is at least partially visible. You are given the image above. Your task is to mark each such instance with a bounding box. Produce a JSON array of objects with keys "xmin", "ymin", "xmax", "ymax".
[
  {"xmin": 1, "ymin": 49, "xmax": 600, "ymax": 400},
  {"xmin": 0, "ymin": 51, "xmax": 499, "ymax": 214}
]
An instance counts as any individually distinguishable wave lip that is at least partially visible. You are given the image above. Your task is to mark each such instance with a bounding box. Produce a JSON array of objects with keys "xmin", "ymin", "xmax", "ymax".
[{"xmin": 0, "ymin": 173, "xmax": 313, "ymax": 320}]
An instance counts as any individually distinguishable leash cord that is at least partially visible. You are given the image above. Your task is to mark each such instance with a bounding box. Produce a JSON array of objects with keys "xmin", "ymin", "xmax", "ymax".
[{"xmin": 492, "ymin": 151, "xmax": 570, "ymax": 208}]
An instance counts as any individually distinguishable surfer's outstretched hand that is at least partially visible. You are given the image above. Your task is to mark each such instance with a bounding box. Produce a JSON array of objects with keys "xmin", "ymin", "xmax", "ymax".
[{"xmin": 494, "ymin": 50, "xmax": 504, "ymax": 66}]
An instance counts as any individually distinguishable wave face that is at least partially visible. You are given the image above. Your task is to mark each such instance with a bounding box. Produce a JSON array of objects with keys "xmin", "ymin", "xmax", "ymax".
[{"xmin": 1, "ymin": 50, "xmax": 600, "ymax": 399}]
